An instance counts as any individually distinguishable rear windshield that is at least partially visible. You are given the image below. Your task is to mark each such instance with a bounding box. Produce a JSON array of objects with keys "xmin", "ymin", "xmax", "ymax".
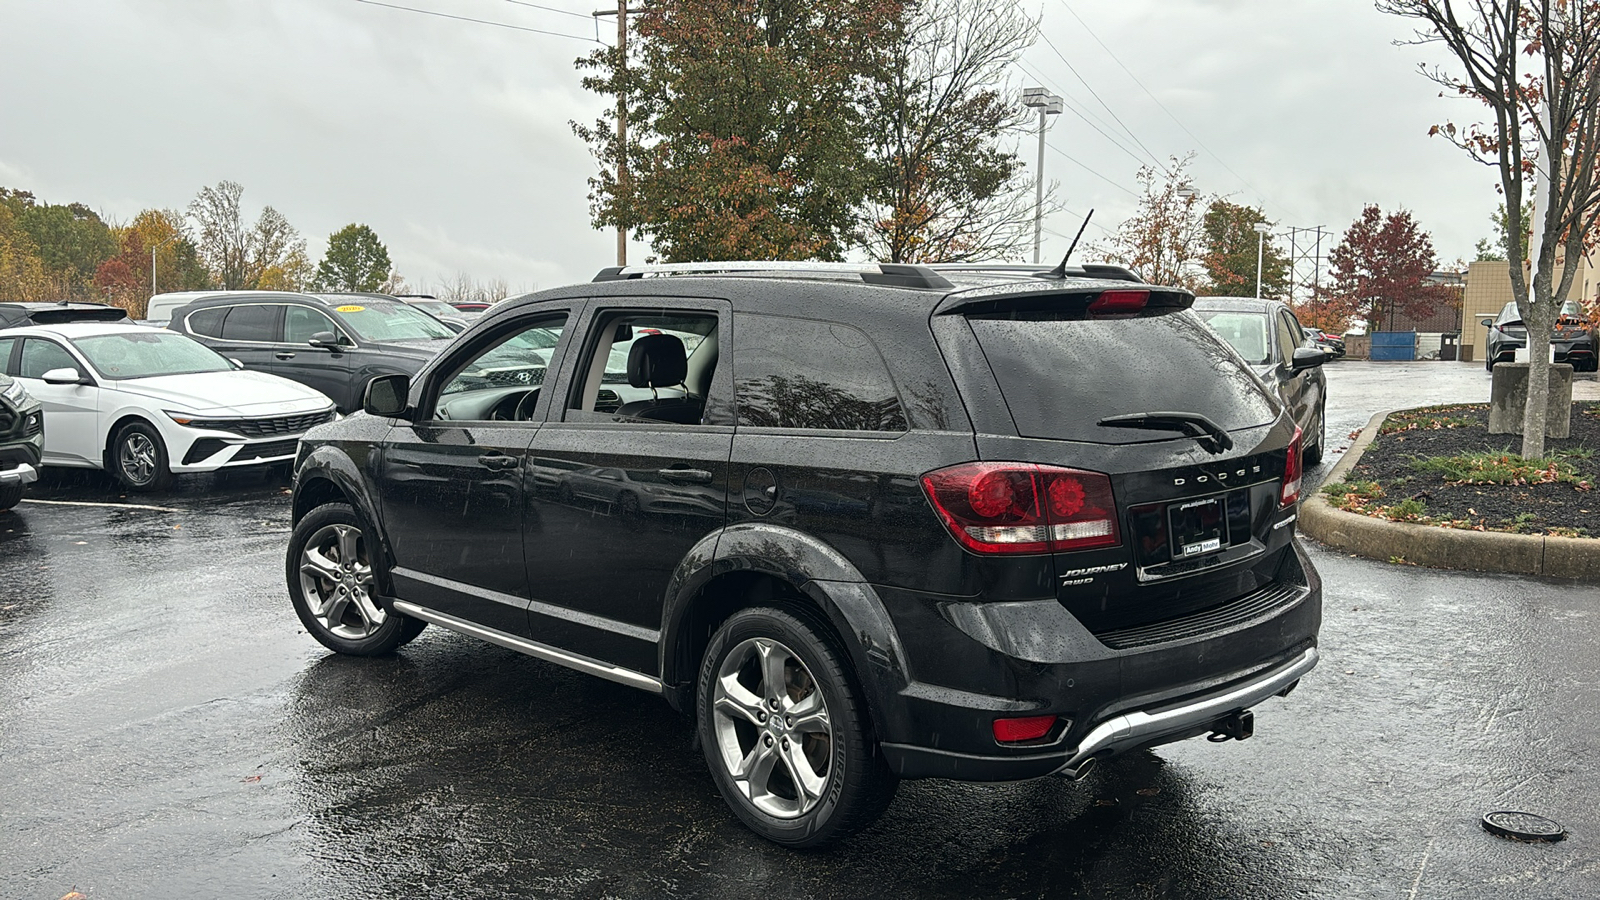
[
  {"xmin": 966, "ymin": 310, "xmax": 1278, "ymax": 444},
  {"xmin": 1192, "ymin": 309, "xmax": 1271, "ymax": 365}
]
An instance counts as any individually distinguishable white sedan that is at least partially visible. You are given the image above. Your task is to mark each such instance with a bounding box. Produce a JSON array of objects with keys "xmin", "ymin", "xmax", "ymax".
[{"xmin": 0, "ymin": 322, "xmax": 337, "ymax": 491}]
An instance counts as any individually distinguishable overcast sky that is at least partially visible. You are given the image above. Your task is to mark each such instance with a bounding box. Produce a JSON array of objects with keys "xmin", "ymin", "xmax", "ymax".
[{"xmin": 0, "ymin": 0, "xmax": 1494, "ymax": 293}]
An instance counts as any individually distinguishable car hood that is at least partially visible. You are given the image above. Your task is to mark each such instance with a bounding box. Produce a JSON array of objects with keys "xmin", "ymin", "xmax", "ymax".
[
  {"xmin": 372, "ymin": 339, "xmax": 453, "ymax": 359},
  {"xmin": 108, "ymin": 370, "xmax": 334, "ymax": 415}
]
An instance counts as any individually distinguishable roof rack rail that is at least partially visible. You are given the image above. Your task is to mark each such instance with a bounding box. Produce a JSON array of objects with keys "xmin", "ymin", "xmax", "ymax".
[
  {"xmin": 592, "ymin": 261, "xmax": 954, "ymax": 290},
  {"xmin": 924, "ymin": 262, "xmax": 1145, "ymax": 284}
]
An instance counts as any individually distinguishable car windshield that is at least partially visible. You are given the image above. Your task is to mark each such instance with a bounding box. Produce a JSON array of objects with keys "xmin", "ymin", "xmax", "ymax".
[
  {"xmin": 1560, "ymin": 300, "xmax": 1584, "ymax": 318},
  {"xmin": 406, "ymin": 299, "xmax": 461, "ymax": 319},
  {"xmin": 441, "ymin": 327, "xmax": 562, "ymax": 395},
  {"xmin": 1192, "ymin": 309, "xmax": 1272, "ymax": 365},
  {"xmin": 329, "ymin": 301, "xmax": 455, "ymax": 342},
  {"xmin": 71, "ymin": 330, "xmax": 232, "ymax": 380},
  {"xmin": 1498, "ymin": 302, "xmax": 1524, "ymax": 325}
]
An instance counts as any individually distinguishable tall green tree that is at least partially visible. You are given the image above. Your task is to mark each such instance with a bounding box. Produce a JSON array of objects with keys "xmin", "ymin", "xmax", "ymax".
[
  {"xmin": 1, "ymin": 187, "xmax": 117, "ymax": 299},
  {"xmin": 1473, "ymin": 200, "xmax": 1532, "ymax": 262},
  {"xmin": 0, "ymin": 203, "xmax": 52, "ymax": 302},
  {"xmin": 1200, "ymin": 200, "xmax": 1288, "ymax": 298},
  {"xmin": 859, "ymin": 0, "xmax": 1040, "ymax": 263},
  {"xmin": 314, "ymin": 224, "xmax": 393, "ymax": 292},
  {"xmin": 575, "ymin": 0, "xmax": 903, "ymax": 261}
]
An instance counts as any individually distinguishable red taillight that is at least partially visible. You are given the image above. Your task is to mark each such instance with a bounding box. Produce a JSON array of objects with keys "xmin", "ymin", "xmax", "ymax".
[
  {"xmin": 921, "ymin": 462, "xmax": 1121, "ymax": 555},
  {"xmin": 1280, "ymin": 427, "xmax": 1303, "ymax": 507},
  {"xmin": 1088, "ymin": 289, "xmax": 1150, "ymax": 314},
  {"xmin": 993, "ymin": 715, "xmax": 1058, "ymax": 743}
]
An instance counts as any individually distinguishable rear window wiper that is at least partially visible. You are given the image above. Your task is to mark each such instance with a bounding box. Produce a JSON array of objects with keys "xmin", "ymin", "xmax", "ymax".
[{"xmin": 1096, "ymin": 411, "xmax": 1234, "ymax": 454}]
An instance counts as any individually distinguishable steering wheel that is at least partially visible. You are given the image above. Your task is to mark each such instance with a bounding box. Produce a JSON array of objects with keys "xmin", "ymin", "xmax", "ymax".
[{"xmin": 513, "ymin": 388, "xmax": 540, "ymax": 422}]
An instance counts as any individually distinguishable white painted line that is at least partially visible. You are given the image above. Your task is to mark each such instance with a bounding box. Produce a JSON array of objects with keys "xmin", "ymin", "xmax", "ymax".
[
  {"xmin": 20, "ymin": 499, "xmax": 181, "ymax": 513},
  {"xmin": 1407, "ymin": 836, "xmax": 1435, "ymax": 900}
]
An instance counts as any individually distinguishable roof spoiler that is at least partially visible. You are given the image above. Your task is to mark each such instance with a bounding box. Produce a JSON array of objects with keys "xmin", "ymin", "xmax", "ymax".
[
  {"xmin": 923, "ymin": 262, "xmax": 1144, "ymax": 283},
  {"xmin": 31, "ymin": 307, "xmax": 129, "ymax": 325},
  {"xmin": 936, "ymin": 285, "xmax": 1194, "ymax": 316}
]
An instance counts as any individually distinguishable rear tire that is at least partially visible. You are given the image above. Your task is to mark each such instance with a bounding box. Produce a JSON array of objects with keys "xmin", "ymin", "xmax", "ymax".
[
  {"xmin": 287, "ymin": 502, "xmax": 417, "ymax": 656},
  {"xmin": 111, "ymin": 421, "xmax": 175, "ymax": 492},
  {"xmin": 697, "ymin": 604, "xmax": 897, "ymax": 849},
  {"xmin": 0, "ymin": 483, "xmax": 23, "ymax": 511},
  {"xmin": 1303, "ymin": 405, "xmax": 1326, "ymax": 466}
]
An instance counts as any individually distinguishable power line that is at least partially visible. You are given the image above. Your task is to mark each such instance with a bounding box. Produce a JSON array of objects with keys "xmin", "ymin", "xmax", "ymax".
[
  {"xmin": 351, "ymin": 0, "xmax": 601, "ymax": 41},
  {"xmin": 1044, "ymin": 142, "xmax": 1141, "ymax": 199},
  {"xmin": 501, "ymin": 0, "xmax": 596, "ymax": 21},
  {"xmin": 1036, "ymin": 32, "xmax": 1169, "ymax": 174},
  {"xmin": 1055, "ymin": 0, "xmax": 1282, "ymax": 211},
  {"xmin": 1015, "ymin": 61, "xmax": 1161, "ymax": 177}
]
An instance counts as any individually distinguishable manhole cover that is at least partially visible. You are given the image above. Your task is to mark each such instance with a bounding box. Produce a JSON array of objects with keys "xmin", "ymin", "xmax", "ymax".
[{"xmin": 1482, "ymin": 811, "xmax": 1566, "ymax": 842}]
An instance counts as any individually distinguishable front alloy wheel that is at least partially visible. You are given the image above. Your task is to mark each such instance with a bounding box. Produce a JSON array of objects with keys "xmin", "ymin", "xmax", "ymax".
[
  {"xmin": 113, "ymin": 421, "xmax": 175, "ymax": 491},
  {"xmin": 286, "ymin": 503, "xmax": 424, "ymax": 655}
]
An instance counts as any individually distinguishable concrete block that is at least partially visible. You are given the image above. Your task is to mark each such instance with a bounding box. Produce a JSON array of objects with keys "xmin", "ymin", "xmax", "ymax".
[{"xmin": 1488, "ymin": 362, "xmax": 1573, "ymax": 438}]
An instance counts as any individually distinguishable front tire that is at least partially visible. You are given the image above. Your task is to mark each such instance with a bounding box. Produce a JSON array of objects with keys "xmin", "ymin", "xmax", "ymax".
[
  {"xmin": 112, "ymin": 421, "xmax": 175, "ymax": 492},
  {"xmin": 697, "ymin": 605, "xmax": 897, "ymax": 848},
  {"xmin": 287, "ymin": 502, "xmax": 417, "ymax": 656},
  {"xmin": 0, "ymin": 483, "xmax": 23, "ymax": 511},
  {"xmin": 1303, "ymin": 404, "xmax": 1326, "ymax": 466}
]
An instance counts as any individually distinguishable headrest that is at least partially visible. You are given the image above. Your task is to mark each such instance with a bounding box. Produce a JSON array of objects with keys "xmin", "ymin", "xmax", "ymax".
[{"xmin": 627, "ymin": 333, "xmax": 687, "ymax": 388}]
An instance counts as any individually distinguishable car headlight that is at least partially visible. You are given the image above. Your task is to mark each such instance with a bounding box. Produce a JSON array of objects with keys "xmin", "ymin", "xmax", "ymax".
[
  {"xmin": 165, "ymin": 410, "xmax": 200, "ymax": 426},
  {"xmin": 1, "ymin": 379, "xmax": 26, "ymax": 405}
]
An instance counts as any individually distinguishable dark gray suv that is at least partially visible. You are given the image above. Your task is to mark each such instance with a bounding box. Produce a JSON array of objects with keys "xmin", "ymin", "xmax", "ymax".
[
  {"xmin": 171, "ymin": 293, "xmax": 456, "ymax": 412},
  {"xmin": 286, "ymin": 262, "xmax": 1322, "ymax": 847}
]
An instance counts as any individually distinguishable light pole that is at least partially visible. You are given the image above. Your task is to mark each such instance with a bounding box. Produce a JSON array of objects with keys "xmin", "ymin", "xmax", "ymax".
[
  {"xmin": 151, "ymin": 233, "xmax": 178, "ymax": 296},
  {"xmin": 1252, "ymin": 222, "xmax": 1271, "ymax": 299},
  {"xmin": 1022, "ymin": 87, "xmax": 1063, "ymax": 264}
]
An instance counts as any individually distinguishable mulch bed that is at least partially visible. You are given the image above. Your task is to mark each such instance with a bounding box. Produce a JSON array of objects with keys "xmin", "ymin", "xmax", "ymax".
[{"xmin": 1328, "ymin": 402, "xmax": 1600, "ymax": 537}]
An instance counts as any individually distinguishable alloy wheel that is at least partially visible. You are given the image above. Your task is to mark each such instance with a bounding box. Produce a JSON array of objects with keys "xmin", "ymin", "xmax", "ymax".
[
  {"xmin": 119, "ymin": 433, "xmax": 158, "ymax": 486},
  {"xmin": 710, "ymin": 636, "xmax": 834, "ymax": 818},
  {"xmin": 297, "ymin": 522, "xmax": 386, "ymax": 640}
]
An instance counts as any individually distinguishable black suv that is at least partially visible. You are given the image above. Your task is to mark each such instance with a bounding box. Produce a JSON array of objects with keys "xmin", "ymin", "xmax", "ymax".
[
  {"xmin": 0, "ymin": 301, "xmax": 127, "ymax": 330},
  {"xmin": 170, "ymin": 292, "xmax": 456, "ymax": 412},
  {"xmin": 0, "ymin": 371, "xmax": 44, "ymax": 511},
  {"xmin": 286, "ymin": 262, "xmax": 1322, "ymax": 847}
]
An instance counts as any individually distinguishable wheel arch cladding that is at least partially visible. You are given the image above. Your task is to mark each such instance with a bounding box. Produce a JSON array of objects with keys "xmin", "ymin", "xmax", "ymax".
[
  {"xmin": 659, "ymin": 523, "xmax": 911, "ymax": 739},
  {"xmin": 292, "ymin": 447, "xmax": 393, "ymax": 592}
]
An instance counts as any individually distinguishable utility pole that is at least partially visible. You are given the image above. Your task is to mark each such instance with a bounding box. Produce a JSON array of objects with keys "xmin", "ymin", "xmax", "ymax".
[
  {"xmin": 1021, "ymin": 88, "xmax": 1063, "ymax": 265},
  {"xmin": 594, "ymin": 2, "xmax": 639, "ymax": 266},
  {"xmin": 1252, "ymin": 222, "xmax": 1270, "ymax": 299}
]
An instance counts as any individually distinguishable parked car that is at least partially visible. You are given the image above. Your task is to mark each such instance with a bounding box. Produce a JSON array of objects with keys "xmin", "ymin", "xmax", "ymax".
[
  {"xmin": 170, "ymin": 292, "xmax": 456, "ymax": 413},
  {"xmin": 0, "ymin": 323, "xmax": 336, "ymax": 491},
  {"xmin": 0, "ymin": 370, "xmax": 44, "ymax": 510},
  {"xmin": 1302, "ymin": 326, "xmax": 1345, "ymax": 358},
  {"xmin": 287, "ymin": 261, "xmax": 1321, "ymax": 848},
  {"xmin": 0, "ymin": 300, "xmax": 127, "ymax": 329},
  {"xmin": 1481, "ymin": 300, "xmax": 1596, "ymax": 371},
  {"xmin": 386, "ymin": 294, "xmax": 473, "ymax": 332},
  {"xmin": 1193, "ymin": 297, "xmax": 1329, "ymax": 464},
  {"xmin": 448, "ymin": 301, "xmax": 493, "ymax": 315}
]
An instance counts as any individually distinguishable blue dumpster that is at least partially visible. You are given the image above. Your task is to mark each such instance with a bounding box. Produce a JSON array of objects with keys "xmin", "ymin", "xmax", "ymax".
[{"xmin": 1371, "ymin": 331, "xmax": 1416, "ymax": 361}]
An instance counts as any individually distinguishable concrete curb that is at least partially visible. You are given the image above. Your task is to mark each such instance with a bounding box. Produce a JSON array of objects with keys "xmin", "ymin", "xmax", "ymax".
[{"xmin": 1299, "ymin": 408, "xmax": 1600, "ymax": 581}]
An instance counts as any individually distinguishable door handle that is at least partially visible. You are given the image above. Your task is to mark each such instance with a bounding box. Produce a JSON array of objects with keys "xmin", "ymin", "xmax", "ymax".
[
  {"xmin": 658, "ymin": 468, "xmax": 713, "ymax": 484},
  {"xmin": 478, "ymin": 453, "xmax": 520, "ymax": 471},
  {"xmin": 275, "ymin": 352, "xmax": 297, "ymax": 360}
]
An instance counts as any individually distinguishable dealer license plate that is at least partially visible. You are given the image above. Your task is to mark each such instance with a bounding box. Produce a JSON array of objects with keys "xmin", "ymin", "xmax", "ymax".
[{"xmin": 1169, "ymin": 496, "xmax": 1228, "ymax": 558}]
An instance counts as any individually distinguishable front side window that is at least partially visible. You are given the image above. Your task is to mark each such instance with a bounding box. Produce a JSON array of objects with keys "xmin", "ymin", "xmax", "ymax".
[
  {"xmin": 433, "ymin": 314, "xmax": 569, "ymax": 421},
  {"xmin": 285, "ymin": 306, "xmax": 344, "ymax": 344},
  {"xmin": 71, "ymin": 331, "xmax": 232, "ymax": 380},
  {"xmin": 734, "ymin": 313, "xmax": 907, "ymax": 432},
  {"xmin": 1276, "ymin": 313, "xmax": 1302, "ymax": 364},
  {"xmin": 567, "ymin": 310, "xmax": 720, "ymax": 425},
  {"xmin": 220, "ymin": 305, "xmax": 281, "ymax": 342},
  {"xmin": 0, "ymin": 337, "xmax": 16, "ymax": 375},
  {"xmin": 331, "ymin": 301, "xmax": 454, "ymax": 343},
  {"xmin": 19, "ymin": 339, "xmax": 78, "ymax": 379}
]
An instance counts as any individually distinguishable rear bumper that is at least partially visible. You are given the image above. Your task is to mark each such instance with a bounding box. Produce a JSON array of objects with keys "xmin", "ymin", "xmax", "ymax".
[{"xmin": 883, "ymin": 647, "xmax": 1317, "ymax": 780}]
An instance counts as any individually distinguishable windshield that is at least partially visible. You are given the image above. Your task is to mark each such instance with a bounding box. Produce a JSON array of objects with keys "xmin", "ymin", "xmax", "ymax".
[
  {"xmin": 1192, "ymin": 310, "xmax": 1272, "ymax": 365},
  {"xmin": 441, "ymin": 327, "xmax": 563, "ymax": 395},
  {"xmin": 965, "ymin": 309, "xmax": 1277, "ymax": 444},
  {"xmin": 1560, "ymin": 300, "xmax": 1584, "ymax": 319},
  {"xmin": 330, "ymin": 301, "xmax": 455, "ymax": 342},
  {"xmin": 72, "ymin": 330, "xmax": 232, "ymax": 380},
  {"xmin": 406, "ymin": 299, "xmax": 461, "ymax": 319}
]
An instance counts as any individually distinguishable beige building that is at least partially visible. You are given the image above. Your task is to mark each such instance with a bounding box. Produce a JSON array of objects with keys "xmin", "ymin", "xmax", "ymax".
[{"xmin": 1461, "ymin": 248, "xmax": 1599, "ymax": 362}]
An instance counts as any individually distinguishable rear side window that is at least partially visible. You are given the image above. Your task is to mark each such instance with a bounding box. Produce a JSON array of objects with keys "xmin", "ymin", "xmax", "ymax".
[
  {"xmin": 965, "ymin": 310, "xmax": 1276, "ymax": 444},
  {"xmin": 187, "ymin": 307, "xmax": 226, "ymax": 337},
  {"xmin": 733, "ymin": 313, "xmax": 907, "ymax": 432},
  {"xmin": 220, "ymin": 305, "xmax": 280, "ymax": 342}
]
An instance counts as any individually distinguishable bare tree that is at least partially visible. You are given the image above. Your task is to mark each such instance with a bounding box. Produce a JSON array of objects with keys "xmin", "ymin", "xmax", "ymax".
[
  {"xmin": 187, "ymin": 181, "xmax": 309, "ymax": 292},
  {"xmin": 1381, "ymin": 0, "xmax": 1600, "ymax": 458},
  {"xmin": 1096, "ymin": 155, "xmax": 1208, "ymax": 289},
  {"xmin": 860, "ymin": 0, "xmax": 1046, "ymax": 263}
]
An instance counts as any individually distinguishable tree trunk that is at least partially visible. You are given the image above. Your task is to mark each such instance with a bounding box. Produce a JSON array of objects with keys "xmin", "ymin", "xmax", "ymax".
[{"xmin": 1519, "ymin": 269, "xmax": 1554, "ymax": 459}]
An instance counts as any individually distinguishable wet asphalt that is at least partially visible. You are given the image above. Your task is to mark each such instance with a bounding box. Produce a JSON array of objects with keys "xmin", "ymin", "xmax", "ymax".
[{"xmin": 3, "ymin": 361, "xmax": 1598, "ymax": 898}]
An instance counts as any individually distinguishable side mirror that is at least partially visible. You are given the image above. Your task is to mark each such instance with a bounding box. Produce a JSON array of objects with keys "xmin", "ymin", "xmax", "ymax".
[
  {"xmin": 1290, "ymin": 347, "xmax": 1327, "ymax": 371},
  {"xmin": 309, "ymin": 331, "xmax": 340, "ymax": 350},
  {"xmin": 41, "ymin": 367, "xmax": 86, "ymax": 386},
  {"xmin": 1480, "ymin": 317, "xmax": 1494, "ymax": 328},
  {"xmin": 229, "ymin": 358, "xmax": 245, "ymax": 370},
  {"xmin": 363, "ymin": 373, "xmax": 411, "ymax": 418}
]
